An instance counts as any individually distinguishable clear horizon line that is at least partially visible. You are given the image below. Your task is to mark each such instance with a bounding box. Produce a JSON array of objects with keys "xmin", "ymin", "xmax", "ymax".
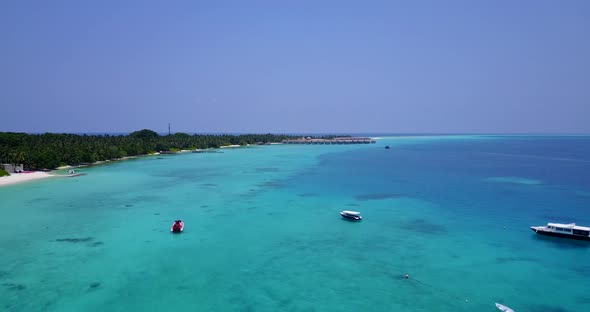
[{"xmin": 3, "ymin": 131, "xmax": 590, "ymax": 136}]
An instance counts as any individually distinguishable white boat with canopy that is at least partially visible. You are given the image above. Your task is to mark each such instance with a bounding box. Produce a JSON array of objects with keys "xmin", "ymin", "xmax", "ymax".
[
  {"xmin": 531, "ymin": 223, "xmax": 590, "ymax": 241},
  {"xmin": 340, "ymin": 210, "xmax": 362, "ymax": 221}
]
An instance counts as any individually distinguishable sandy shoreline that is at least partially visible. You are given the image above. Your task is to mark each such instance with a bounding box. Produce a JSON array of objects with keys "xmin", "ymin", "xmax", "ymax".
[
  {"xmin": 0, "ymin": 172, "xmax": 54, "ymax": 187},
  {"xmin": 0, "ymin": 144, "xmax": 264, "ymax": 187},
  {"xmin": 56, "ymin": 156, "xmax": 140, "ymax": 170},
  {"xmin": 1, "ymin": 156, "xmax": 143, "ymax": 187}
]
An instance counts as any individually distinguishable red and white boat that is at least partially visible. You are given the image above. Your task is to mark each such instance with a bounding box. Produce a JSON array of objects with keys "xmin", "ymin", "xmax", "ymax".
[{"xmin": 171, "ymin": 220, "xmax": 184, "ymax": 233}]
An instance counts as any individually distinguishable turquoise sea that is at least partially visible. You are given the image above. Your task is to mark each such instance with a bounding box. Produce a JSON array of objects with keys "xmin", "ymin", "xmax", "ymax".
[{"xmin": 1, "ymin": 135, "xmax": 589, "ymax": 312}]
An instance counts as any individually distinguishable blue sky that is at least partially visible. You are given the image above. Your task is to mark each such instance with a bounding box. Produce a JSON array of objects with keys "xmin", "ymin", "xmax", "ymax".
[{"xmin": 1, "ymin": 0, "xmax": 589, "ymax": 134}]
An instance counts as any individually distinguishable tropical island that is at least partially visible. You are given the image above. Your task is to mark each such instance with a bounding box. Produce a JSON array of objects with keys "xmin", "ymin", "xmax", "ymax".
[{"xmin": 0, "ymin": 129, "xmax": 295, "ymax": 171}]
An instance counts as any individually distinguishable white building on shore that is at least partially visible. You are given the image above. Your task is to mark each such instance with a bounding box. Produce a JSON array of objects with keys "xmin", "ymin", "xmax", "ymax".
[{"xmin": 1, "ymin": 164, "xmax": 24, "ymax": 173}]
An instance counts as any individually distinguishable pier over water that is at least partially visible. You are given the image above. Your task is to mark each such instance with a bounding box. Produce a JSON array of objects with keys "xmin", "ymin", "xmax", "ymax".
[{"xmin": 282, "ymin": 137, "xmax": 376, "ymax": 144}]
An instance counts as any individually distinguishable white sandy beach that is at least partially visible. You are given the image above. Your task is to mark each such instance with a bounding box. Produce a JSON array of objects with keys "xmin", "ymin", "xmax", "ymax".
[{"xmin": 0, "ymin": 172, "xmax": 54, "ymax": 187}]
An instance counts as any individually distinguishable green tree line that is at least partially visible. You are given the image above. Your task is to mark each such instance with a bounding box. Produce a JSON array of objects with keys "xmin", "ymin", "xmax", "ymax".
[{"xmin": 0, "ymin": 130, "xmax": 295, "ymax": 170}]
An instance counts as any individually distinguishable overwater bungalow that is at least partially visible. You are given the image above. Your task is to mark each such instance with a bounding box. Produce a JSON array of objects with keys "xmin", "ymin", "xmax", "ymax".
[{"xmin": 282, "ymin": 137, "xmax": 376, "ymax": 145}]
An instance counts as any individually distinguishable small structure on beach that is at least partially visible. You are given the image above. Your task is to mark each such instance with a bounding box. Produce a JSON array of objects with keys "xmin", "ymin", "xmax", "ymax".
[
  {"xmin": 1, "ymin": 164, "xmax": 24, "ymax": 173},
  {"xmin": 2, "ymin": 164, "xmax": 14, "ymax": 173}
]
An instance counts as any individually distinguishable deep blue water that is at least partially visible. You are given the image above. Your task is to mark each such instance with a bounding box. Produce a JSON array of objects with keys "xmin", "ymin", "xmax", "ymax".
[{"xmin": 291, "ymin": 136, "xmax": 590, "ymax": 221}]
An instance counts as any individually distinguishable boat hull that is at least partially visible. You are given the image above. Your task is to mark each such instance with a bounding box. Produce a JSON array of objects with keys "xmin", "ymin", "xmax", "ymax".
[
  {"xmin": 340, "ymin": 213, "xmax": 362, "ymax": 221},
  {"xmin": 171, "ymin": 222, "xmax": 184, "ymax": 233},
  {"xmin": 495, "ymin": 303, "xmax": 514, "ymax": 312},
  {"xmin": 531, "ymin": 228, "xmax": 590, "ymax": 241},
  {"xmin": 65, "ymin": 173, "xmax": 85, "ymax": 177}
]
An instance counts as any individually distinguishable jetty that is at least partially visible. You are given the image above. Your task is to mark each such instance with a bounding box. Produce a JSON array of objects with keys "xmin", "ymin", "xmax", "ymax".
[{"xmin": 282, "ymin": 137, "xmax": 376, "ymax": 144}]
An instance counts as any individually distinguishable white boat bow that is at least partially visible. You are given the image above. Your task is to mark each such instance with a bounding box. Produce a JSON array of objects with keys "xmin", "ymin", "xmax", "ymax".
[{"xmin": 495, "ymin": 303, "xmax": 514, "ymax": 312}]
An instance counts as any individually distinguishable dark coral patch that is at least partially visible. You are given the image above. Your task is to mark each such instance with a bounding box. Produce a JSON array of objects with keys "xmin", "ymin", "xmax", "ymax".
[
  {"xmin": 256, "ymin": 168, "xmax": 280, "ymax": 173},
  {"xmin": 495, "ymin": 257, "xmax": 537, "ymax": 264},
  {"xmin": 400, "ymin": 219, "xmax": 447, "ymax": 235},
  {"xmin": 2, "ymin": 283, "xmax": 26, "ymax": 291},
  {"xmin": 529, "ymin": 304, "xmax": 570, "ymax": 312},
  {"xmin": 55, "ymin": 237, "xmax": 93, "ymax": 243},
  {"xmin": 257, "ymin": 180, "xmax": 284, "ymax": 188},
  {"xmin": 355, "ymin": 193, "xmax": 400, "ymax": 201}
]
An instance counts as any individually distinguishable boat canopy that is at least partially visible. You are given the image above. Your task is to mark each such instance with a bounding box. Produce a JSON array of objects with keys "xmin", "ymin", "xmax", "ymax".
[
  {"xmin": 342, "ymin": 211, "xmax": 361, "ymax": 216},
  {"xmin": 548, "ymin": 223, "xmax": 590, "ymax": 231}
]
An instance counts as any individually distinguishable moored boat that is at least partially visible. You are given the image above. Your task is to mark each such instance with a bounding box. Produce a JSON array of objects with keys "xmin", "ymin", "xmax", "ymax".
[
  {"xmin": 340, "ymin": 210, "xmax": 362, "ymax": 221},
  {"xmin": 64, "ymin": 169, "xmax": 85, "ymax": 177},
  {"xmin": 171, "ymin": 220, "xmax": 184, "ymax": 233},
  {"xmin": 495, "ymin": 303, "xmax": 514, "ymax": 312},
  {"xmin": 531, "ymin": 223, "xmax": 590, "ymax": 241}
]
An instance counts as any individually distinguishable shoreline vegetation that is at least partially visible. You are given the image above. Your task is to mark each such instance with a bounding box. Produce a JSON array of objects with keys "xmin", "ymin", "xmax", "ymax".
[
  {"xmin": 0, "ymin": 129, "xmax": 337, "ymax": 187},
  {"xmin": 0, "ymin": 129, "xmax": 296, "ymax": 171}
]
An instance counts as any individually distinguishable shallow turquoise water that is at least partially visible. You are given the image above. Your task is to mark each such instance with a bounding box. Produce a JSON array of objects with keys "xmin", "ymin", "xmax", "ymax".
[{"xmin": 1, "ymin": 136, "xmax": 589, "ymax": 311}]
